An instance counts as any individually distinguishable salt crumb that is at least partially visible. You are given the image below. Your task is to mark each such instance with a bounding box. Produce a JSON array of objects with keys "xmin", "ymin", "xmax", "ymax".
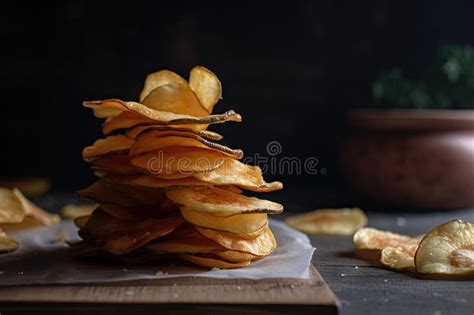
[
  {"xmin": 340, "ymin": 273, "xmax": 346, "ymax": 277},
  {"xmin": 125, "ymin": 290, "xmax": 134, "ymax": 296},
  {"xmin": 236, "ymin": 285, "xmax": 241, "ymax": 290},
  {"xmin": 172, "ymin": 293, "xmax": 179, "ymax": 298},
  {"xmin": 17, "ymin": 271, "xmax": 24, "ymax": 275},
  {"xmin": 384, "ymin": 279, "xmax": 388, "ymax": 283},
  {"xmin": 354, "ymin": 266, "xmax": 359, "ymax": 270},
  {"xmin": 290, "ymin": 284, "xmax": 295, "ymax": 288},
  {"xmin": 396, "ymin": 217, "xmax": 406, "ymax": 227},
  {"xmin": 122, "ymin": 268, "xmax": 128, "ymax": 272},
  {"xmin": 211, "ymin": 267, "xmax": 221, "ymax": 271},
  {"xmin": 172, "ymin": 283, "xmax": 177, "ymax": 287},
  {"xmin": 155, "ymin": 271, "xmax": 164, "ymax": 276}
]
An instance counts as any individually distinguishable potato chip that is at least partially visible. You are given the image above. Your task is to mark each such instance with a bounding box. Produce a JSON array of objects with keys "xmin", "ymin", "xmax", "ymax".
[
  {"xmin": 188, "ymin": 66, "xmax": 222, "ymax": 113},
  {"xmin": 195, "ymin": 225, "xmax": 276, "ymax": 257},
  {"xmin": 129, "ymin": 135, "xmax": 243, "ymax": 159},
  {"xmin": 127, "ymin": 125, "xmax": 223, "ymax": 141},
  {"xmin": 131, "ymin": 147, "xmax": 226, "ymax": 175},
  {"xmin": 0, "ymin": 188, "xmax": 25, "ymax": 223},
  {"xmin": 179, "ymin": 254, "xmax": 250, "ymax": 269},
  {"xmin": 215, "ymin": 250, "xmax": 258, "ymax": 263},
  {"xmin": 74, "ymin": 215, "xmax": 90, "ymax": 230},
  {"xmin": 103, "ymin": 173, "xmax": 210, "ymax": 189},
  {"xmin": 0, "ymin": 177, "xmax": 50, "ymax": 197},
  {"xmin": 0, "ymin": 229, "xmax": 18, "ymax": 254},
  {"xmin": 380, "ymin": 244, "xmax": 418, "ymax": 273},
  {"xmin": 61, "ymin": 204, "xmax": 96, "ymax": 219},
  {"xmin": 139, "ymin": 69, "xmax": 188, "ymax": 102},
  {"xmin": 147, "ymin": 232, "xmax": 224, "ymax": 254},
  {"xmin": 193, "ymin": 158, "xmax": 283, "ymax": 192},
  {"xmin": 180, "ymin": 207, "xmax": 267, "ymax": 234},
  {"xmin": 14, "ymin": 190, "xmax": 60, "ymax": 226},
  {"xmin": 286, "ymin": 208, "xmax": 367, "ymax": 235},
  {"xmin": 415, "ymin": 220, "xmax": 474, "ymax": 277},
  {"xmin": 142, "ymin": 82, "xmax": 209, "ymax": 117},
  {"xmin": 106, "ymin": 182, "xmax": 166, "ymax": 206},
  {"xmin": 165, "ymin": 187, "xmax": 283, "ymax": 216},
  {"xmin": 90, "ymin": 155, "xmax": 141, "ymax": 175},
  {"xmin": 82, "ymin": 135, "xmax": 135, "ymax": 161},
  {"xmin": 353, "ymin": 227, "xmax": 422, "ymax": 250},
  {"xmin": 77, "ymin": 180, "xmax": 144, "ymax": 207}
]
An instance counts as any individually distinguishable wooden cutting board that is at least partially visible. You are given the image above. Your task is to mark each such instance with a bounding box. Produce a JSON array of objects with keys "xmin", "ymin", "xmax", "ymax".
[{"xmin": 0, "ymin": 265, "xmax": 339, "ymax": 314}]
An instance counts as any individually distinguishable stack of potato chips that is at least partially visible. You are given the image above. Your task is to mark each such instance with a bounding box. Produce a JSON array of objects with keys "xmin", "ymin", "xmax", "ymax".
[{"xmin": 75, "ymin": 66, "xmax": 283, "ymax": 268}]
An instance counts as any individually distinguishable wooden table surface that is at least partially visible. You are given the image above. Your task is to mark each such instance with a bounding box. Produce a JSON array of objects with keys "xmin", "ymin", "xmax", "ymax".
[{"xmin": 310, "ymin": 207, "xmax": 474, "ymax": 315}]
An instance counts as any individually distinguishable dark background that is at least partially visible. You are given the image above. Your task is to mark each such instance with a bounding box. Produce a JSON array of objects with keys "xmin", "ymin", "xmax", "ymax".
[{"xmin": 2, "ymin": 1, "xmax": 473, "ymax": 208}]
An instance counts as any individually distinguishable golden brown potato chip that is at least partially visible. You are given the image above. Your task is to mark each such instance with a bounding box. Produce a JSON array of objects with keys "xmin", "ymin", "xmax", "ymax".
[
  {"xmin": 0, "ymin": 217, "xmax": 45, "ymax": 233},
  {"xmin": 61, "ymin": 204, "xmax": 96, "ymax": 219},
  {"xmin": 106, "ymin": 182, "xmax": 166, "ymax": 206},
  {"xmin": 179, "ymin": 254, "xmax": 250, "ymax": 269},
  {"xmin": 0, "ymin": 229, "xmax": 18, "ymax": 254},
  {"xmin": 180, "ymin": 207, "xmax": 267, "ymax": 234},
  {"xmin": 85, "ymin": 99, "xmax": 241, "ymax": 133},
  {"xmin": 82, "ymin": 135, "xmax": 135, "ymax": 161},
  {"xmin": 90, "ymin": 155, "xmax": 142, "ymax": 175},
  {"xmin": 188, "ymin": 66, "xmax": 222, "ymax": 113},
  {"xmin": 147, "ymin": 232, "xmax": 224, "ymax": 254},
  {"xmin": 103, "ymin": 173, "xmax": 210, "ymax": 189},
  {"xmin": 127, "ymin": 125, "xmax": 223, "ymax": 141},
  {"xmin": 131, "ymin": 147, "xmax": 226, "ymax": 175},
  {"xmin": 215, "ymin": 250, "xmax": 258, "ymax": 263},
  {"xmin": 139, "ymin": 69, "xmax": 188, "ymax": 102},
  {"xmin": 0, "ymin": 188, "xmax": 25, "ymax": 223},
  {"xmin": 165, "ymin": 187, "xmax": 283, "ymax": 216},
  {"xmin": 286, "ymin": 208, "xmax": 367, "ymax": 235},
  {"xmin": 129, "ymin": 135, "xmax": 243, "ymax": 159},
  {"xmin": 0, "ymin": 177, "xmax": 50, "ymax": 198},
  {"xmin": 142, "ymin": 82, "xmax": 209, "ymax": 117},
  {"xmin": 380, "ymin": 244, "xmax": 418, "ymax": 273},
  {"xmin": 195, "ymin": 225, "xmax": 276, "ymax": 257},
  {"xmin": 193, "ymin": 158, "xmax": 283, "ymax": 192},
  {"xmin": 74, "ymin": 215, "xmax": 90, "ymax": 230},
  {"xmin": 77, "ymin": 180, "xmax": 144, "ymax": 207},
  {"xmin": 353, "ymin": 227, "xmax": 422, "ymax": 251},
  {"xmin": 12, "ymin": 189, "xmax": 59, "ymax": 226},
  {"xmin": 415, "ymin": 220, "xmax": 474, "ymax": 277}
]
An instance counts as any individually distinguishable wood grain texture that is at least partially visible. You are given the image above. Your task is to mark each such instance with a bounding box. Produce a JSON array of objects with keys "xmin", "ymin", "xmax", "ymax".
[{"xmin": 0, "ymin": 265, "xmax": 339, "ymax": 314}]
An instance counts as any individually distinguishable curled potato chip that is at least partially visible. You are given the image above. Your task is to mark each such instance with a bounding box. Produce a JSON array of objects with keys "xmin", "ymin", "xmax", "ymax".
[
  {"xmin": 142, "ymin": 82, "xmax": 209, "ymax": 117},
  {"xmin": 127, "ymin": 125, "xmax": 223, "ymax": 141},
  {"xmin": 61, "ymin": 204, "xmax": 96, "ymax": 219},
  {"xmin": 90, "ymin": 155, "xmax": 141, "ymax": 175},
  {"xmin": 415, "ymin": 220, "xmax": 474, "ymax": 277},
  {"xmin": 353, "ymin": 227, "xmax": 422, "ymax": 251},
  {"xmin": 380, "ymin": 245, "xmax": 418, "ymax": 273},
  {"xmin": 180, "ymin": 207, "xmax": 267, "ymax": 234},
  {"xmin": 194, "ymin": 159, "xmax": 283, "ymax": 192},
  {"xmin": 188, "ymin": 66, "xmax": 222, "ymax": 113},
  {"xmin": 165, "ymin": 187, "xmax": 283, "ymax": 216},
  {"xmin": 0, "ymin": 229, "xmax": 18, "ymax": 254},
  {"xmin": 85, "ymin": 99, "xmax": 242, "ymax": 133},
  {"xmin": 13, "ymin": 189, "xmax": 59, "ymax": 226},
  {"xmin": 0, "ymin": 188, "xmax": 25, "ymax": 223},
  {"xmin": 195, "ymin": 225, "xmax": 276, "ymax": 256},
  {"xmin": 130, "ymin": 136, "xmax": 243, "ymax": 159},
  {"xmin": 286, "ymin": 208, "xmax": 367, "ymax": 235},
  {"xmin": 131, "ymin": 147, "xmax": 226, "ymax": 175},
  {"xmin": 215, "ymin": 250, "xmax": 258, "ymax": 263},
  {"xmin": 139, "ymin": 69, "xmax": 188, "ymax": 102},
  {"xmin": 82, "ymin": 135, "xmax": 135, "ymax": 161},
  {"xmin": 179, "ymin": 254, "xmax": 250, "ymax": 269}
]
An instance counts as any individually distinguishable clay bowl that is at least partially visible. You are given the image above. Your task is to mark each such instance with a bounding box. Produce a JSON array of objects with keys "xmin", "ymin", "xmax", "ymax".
[{"xmin": 340, "ymin": 109, "xmax": 474, "ymax": 209}]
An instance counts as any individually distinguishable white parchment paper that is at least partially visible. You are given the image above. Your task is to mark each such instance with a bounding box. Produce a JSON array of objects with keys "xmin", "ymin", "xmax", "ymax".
[{"xmin": 0, "ymin": 219, "xmax": 315, "ymax": 285}]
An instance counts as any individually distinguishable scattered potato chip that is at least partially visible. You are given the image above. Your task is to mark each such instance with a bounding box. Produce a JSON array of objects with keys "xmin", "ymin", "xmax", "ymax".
[
  {"xmin": 179, "ymin": 254, "xmax": 250, "ymax": 269},
  {"xmin": 195, "ymin": 225, "xmax": 276, "ymax": 257},
  {"xmin": 353, "ymin": 227, "xmax": 422, "ymax": 251},
  {"xmin": 286, "ymin": 208, "xmax": 367, "ymax": 235},
  {"xmin": 14, "ymin": 190, "xmax": 60, "ymax": 226},
  {"xmin": 0, "ymin": 177, "xmax": 51, "ymax": 197},
  {"xmin": 188, "ymin": 66, "xmax": 222, "ymax": 113},
  {"xmin": 165, "ymin": 187, "xmax": 283, "ymax": 216},
  {"xmin": 82, "ymin": 135, "xmax": 135, "ymax": 161},
  {"xmin": 180, "ymin": 207, "xmax": 267, "ymax": 234},
  {"xmin": 0, "ymin": 229, "xmax": 18, "ymax": 254},
  {"xmin": 0, "ymin": 217, "xmax": 45, "ymax": 233},
  {"xmin": 61, "ymin": 204, "xmax": 96, "ymax": 219},
  {"xmin": 0, "ymin": 188, "xmax": 25, "ymax": 223},
  {"xmin": 129, "ymin": 135, "xmax": 243, "ymax": 159},
  {"xmin": 380, "ymin": 244, "xmax": 419, "ymax": 272},
  {"xmin": 415, "ymin": 220, "xmax": 474, "ymax": 277}
]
